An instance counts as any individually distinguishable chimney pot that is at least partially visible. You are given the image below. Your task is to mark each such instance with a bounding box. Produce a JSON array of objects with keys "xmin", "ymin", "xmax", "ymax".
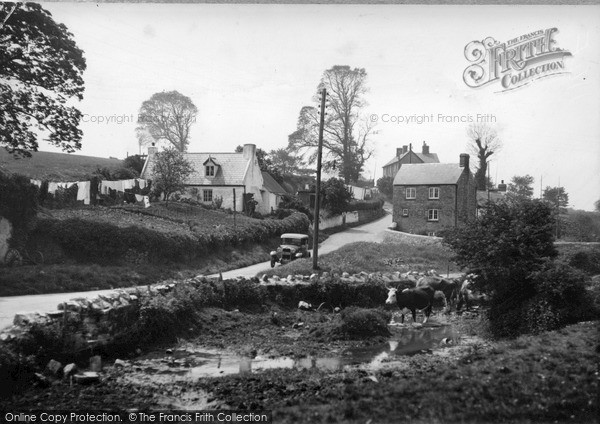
[
  {"xmin": 242, "ymin": 143, "xmax": 256, "ymax": 161},
  {"xmin": 396, "ymin": 148, "xmax": 403, "ymax": 158},
  {"xmin": 402, "ymin": 145, "xmax": 408, "ymax": 154},
  {"xmin": 422, "ymin": 141, "xmax": 430, "ymax": 155},
  {"xmin": 459, "ymin": 153, "xmax": 470, "ymax": 169}
]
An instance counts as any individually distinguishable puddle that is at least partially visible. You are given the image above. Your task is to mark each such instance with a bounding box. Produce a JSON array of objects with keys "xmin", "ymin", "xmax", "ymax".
[{"xmin": 121, "ymin": 317, "xmax": 461, "ymax": 383}]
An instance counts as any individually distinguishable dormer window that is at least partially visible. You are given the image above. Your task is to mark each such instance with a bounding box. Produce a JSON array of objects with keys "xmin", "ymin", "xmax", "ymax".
[{"xmin": 203, "ymin": 156, "xmax": 219, "ymax": 178}]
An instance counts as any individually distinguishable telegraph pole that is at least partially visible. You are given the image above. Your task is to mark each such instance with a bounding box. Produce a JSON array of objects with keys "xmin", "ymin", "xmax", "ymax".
[{"xmin": 312, "ymin": 88, "xmax": 327, "ymax": 270}]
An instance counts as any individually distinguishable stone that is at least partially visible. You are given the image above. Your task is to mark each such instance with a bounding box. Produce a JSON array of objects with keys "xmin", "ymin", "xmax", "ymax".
[
  {"xmin": 114, "ymin": 359, "xmax": 128, "ymax": 367},
  {"xmin": 13, "ymin": 313, "xmax": 42, "ymax": 326},
  {"xmin": 63, "ymin": 363, "xmax": 77, "ymax": 378},
  {"xmin": 271, "ymin": 275, "xmax": 280, "ymax": 282},
  {"xmin": 34, "ymin": 373, "xmax": 51, "ymax": 388},
  {"xmin": 334, "ymin": 307, "xmax": 341, "ymax": 313},
  {"xmin": 73, "ymin": 372, "xmax": 100, "ymax": 385},
  {"xmin": 45, "ymin": 359, "xmax": 62, "ymax": 376},
  {"xmin": 89, "ymin": 355, "xmax": 102, "ymax": 372},
  {"xmin": 309, "ymin": 273, "xmax": 318, "ymax": 282},
  {"xmin": 286, "ymin": 275, "xmax": 294, "ymax": 282},
  {"xmin": 261, "ymin": 274, "xmax": 269, "ymax": 282},
  {"xmin": 342, "ymin": 272, "xmax": 350, "ymax": 278},
  {"xmin": 298, "ymin": 301, "xmax": 312, "ymax": 310}
]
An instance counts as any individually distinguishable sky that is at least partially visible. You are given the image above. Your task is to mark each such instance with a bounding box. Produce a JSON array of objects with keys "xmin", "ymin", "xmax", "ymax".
[{"xmin": 37, "ymin": 3, "xmax": 600, "ymax": 210}]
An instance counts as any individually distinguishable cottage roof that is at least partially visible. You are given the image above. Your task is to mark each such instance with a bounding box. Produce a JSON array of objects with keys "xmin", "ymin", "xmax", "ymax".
[
  {"xmin": 142, "ymin": 152, "xmax": 250, "ymax": 186},
  {"xmin": 383, "ymin": 151, "xmax": 440, "ymax": 168},
  {"xmin": 261, "ymin": 171, "xmax": 287, "ymax": 194},
  {"xmin": 476, "ymin": 190, "xmax": 506, "ymax": 206},
  {"xmin": 393, "ymin": 163, "xmax": 466, "ymax": 185}
]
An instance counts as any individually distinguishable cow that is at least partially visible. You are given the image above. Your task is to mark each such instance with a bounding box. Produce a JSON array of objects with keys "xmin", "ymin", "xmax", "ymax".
[
  {"xmin": 385, "ymin": 285, "xmax": 436, "ymax": 324},
  {"xmin": 416, "ymin": 275, "xmax": 459, "ymax": 310}
]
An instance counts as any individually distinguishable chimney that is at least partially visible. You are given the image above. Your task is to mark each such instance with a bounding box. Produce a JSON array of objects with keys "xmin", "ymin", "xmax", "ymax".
[
  {"xmin": 147, "ymin": 142, "xmax": 158, "ymax": 156},
  {"xmin": 422, "ymin": 141, "xmax": 429, "ymax": 155},
  {"xmin": 498, "ymin": 180, "xmax": 507, "ymax": 192},
  {"xmin": 402, "ymin": 145, "xmax": 408, "ymax": 154},
  {"xmin": 396, "ymin": 147, "xmax": 403, "ymax": 158},
  {"xmin": 459, "ymin": 153, "xmax": 469, "ymax": 169},
  {"xmin": 242, "ymin": 143, "xmax": 256, "ymax": 161}
]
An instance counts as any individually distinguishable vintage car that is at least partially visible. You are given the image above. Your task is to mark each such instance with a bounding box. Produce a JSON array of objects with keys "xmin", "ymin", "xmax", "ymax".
[{"xmin": 270, "ymin": 233, "xmax": 311, "ymax": 267}]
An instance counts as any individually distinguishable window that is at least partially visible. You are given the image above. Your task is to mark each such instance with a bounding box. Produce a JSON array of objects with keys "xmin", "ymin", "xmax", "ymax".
[
  {"xmin": 203, "ymin": 189, "xmax": 213, "ymax": 202},
  {"xmin": 402, "ymin": 209, "xmax": 409, "ymax": 217},
  {"xmin": 205, "ymin": 165, "xmax": 215, "ymax": 177},
  {"xmin": 428, "ymin": 187, "xmax": 440, "ymax": 199},
  {"xmin": 427, "ymin": 209, "xmax": 439, "ymax": 221},
  {"xmin": 405, "ymin": 187, "xmax": 416, "ymax": 199}
]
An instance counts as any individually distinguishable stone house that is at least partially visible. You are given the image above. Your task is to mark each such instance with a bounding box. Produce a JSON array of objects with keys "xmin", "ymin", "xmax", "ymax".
[
  {"xmin": 141, "ymin": 143, "xmax": 280, "ymax": 214},
  {"xmin": 382, "ymin": 141, "xmax": 440, "ymax": 179},
  {"xmin": 392, "ymin": 153, "xmax": 476, "ymax": 236}
]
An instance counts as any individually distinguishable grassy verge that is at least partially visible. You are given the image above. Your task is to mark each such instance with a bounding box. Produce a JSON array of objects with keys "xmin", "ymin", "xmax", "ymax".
[
  {"xmin": 0, "ymin": 242, "xmax": 279, "ymax": 297},
  {"xmin": 263, "ymin": 241, "xmax": 459, "ymax": 277}
]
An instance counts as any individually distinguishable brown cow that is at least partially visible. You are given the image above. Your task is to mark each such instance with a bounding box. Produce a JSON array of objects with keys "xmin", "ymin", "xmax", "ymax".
[
  {"xmin": 416, "ymin": 276, "xmax": 459, "ymax": 309},
  {"xmin": 385, "ymin": 285, "xmax": 436, "ymax": 324}
]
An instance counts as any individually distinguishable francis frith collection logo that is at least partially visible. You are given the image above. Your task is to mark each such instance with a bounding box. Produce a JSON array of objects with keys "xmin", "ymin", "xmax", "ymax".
[{"xmin": 463, "ymin": 28, "xmax": 572, "ymax": 92}]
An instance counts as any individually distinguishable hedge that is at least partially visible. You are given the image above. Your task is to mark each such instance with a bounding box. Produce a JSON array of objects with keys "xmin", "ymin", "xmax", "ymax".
[{"xmin": 31, "ymin": 212, "xmax": 310, "ymax": 265}]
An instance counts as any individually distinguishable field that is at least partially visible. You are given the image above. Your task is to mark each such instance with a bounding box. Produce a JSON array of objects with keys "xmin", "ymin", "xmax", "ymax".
[{"xmin": 0, "ymin": 149, "xmax": 123, "ymax": 181}]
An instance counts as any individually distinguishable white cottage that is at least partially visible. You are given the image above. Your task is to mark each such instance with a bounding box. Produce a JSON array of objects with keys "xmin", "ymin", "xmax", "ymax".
[{"xmin": 141, "ymin": 143, "xmax": 278, "ymax": 214}]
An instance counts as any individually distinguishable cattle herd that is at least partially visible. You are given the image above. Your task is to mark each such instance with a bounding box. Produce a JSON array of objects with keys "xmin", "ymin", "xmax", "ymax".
[{"xmin": 385, "ymin": 271, "xmax": 482, "ymax": 324}]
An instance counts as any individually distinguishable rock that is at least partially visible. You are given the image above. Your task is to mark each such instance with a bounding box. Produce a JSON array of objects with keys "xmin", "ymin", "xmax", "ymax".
[
  {"xmin": 166, "ymin": 348, "xmax": 174, "ymax": 354},
  {"xmin": 334, "ymin": 307, "xmax": 341, "ymax": 313},
  {"xmin": 286, "ymin": 275, "xmax": 294, "ymax": 282},
  {"xmin": 63, "ymin": 363, "xmax": 77, "ymax": 378},
  {"xmin": 89, "ymin": 355, "xmax": 102, "ymax": 372},
  {"xmin": 0, "ymin": 333, "xmax": 11, "ymax": 342},
  {"xmin": 74, "ymin": 372, "xmax": 100, "ymax": 385},
  {"xmin": 45, "ymin": 359, "xmax": 62, "ymax": 376},
  {"xmin": 13, "ymin": 313, "xmax": 43, "ymax": 326},
  {"xmin": 342, "ymin": 272, "xmax": 350, "ymax": 278},
  {"xmin": 298, "ymin": 301, "xmax": 312, "ymax": 310},
  {"xmin": 114, "ymin": 359, "xmax": 128, "ymax": 368},
  {"xmin": 309, "ymin": 273, "xmax": 318, "ymax": 282},
  {"xmin": 292, "ymin": 322, "xmax": 304, "ymax": 329},
  {"xmin": 271, "ymin": 275, "xmax": 280, "ymax": 282},
  {"xmin": 261, "ymin": 274, "xmax": 269, "ymax": 282}
]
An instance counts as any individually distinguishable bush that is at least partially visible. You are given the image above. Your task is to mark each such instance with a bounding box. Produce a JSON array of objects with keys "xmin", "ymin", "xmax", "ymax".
[
  {"xmin": 337, "ymin": 307, "xmax": 391, "ymax": 339},
  {"xmin": 487, "ymin": 261, "xmax": 597, "ymax": 338},
  {"xmin": 278, "ymin": 195, "xmax": 314, "ymax": 221},
  {"xmin": 376, "ymin": 176, "xmax": 393, "ymax": 198},
  {"xmin": 31, "ymin": 212, "xmax": 310, "ymax": 265},
  {"xmin": 0, "ymin": 172, "xmax": 39, "ymax": 247},
  {"xmin": 321, "ymin": 178, "xmax": 352, "ymax": 215},
  {"xmin": 346, "ymin": 198, "xmax": 384, "ymax": 212}
]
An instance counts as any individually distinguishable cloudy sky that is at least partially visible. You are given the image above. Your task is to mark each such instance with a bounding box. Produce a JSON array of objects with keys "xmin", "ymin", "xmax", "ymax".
[{"xmin": 40, "ymin": 3, "xmax": 600, "ymax": 210}]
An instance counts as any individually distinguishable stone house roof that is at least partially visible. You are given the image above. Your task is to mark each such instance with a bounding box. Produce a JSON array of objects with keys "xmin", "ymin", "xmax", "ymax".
[
  {"xmin": 261, "ymin": 171, "xmax": 287, "ymax": 194},
  {"xmin": 393, "ymin": 163, "xmax": 466, "ymax": 185}
]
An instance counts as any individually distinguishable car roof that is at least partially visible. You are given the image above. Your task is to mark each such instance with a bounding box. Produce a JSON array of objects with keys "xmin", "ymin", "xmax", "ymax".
[{"xmin": 281, "ymin": 233, "xmax": 309, "ymax": 239}]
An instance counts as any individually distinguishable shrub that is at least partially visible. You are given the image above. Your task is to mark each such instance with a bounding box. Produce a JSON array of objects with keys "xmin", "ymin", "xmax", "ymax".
[
  {"xmin": 376, "ymin": 176, "xmax": 393, "ymax": 198},
  {"xmin": 0, "ymin": 172, "xmax": 39, "ymax": 247},
  {"xmin": 321, "ymin": 178, "xmax": 352, "ymax": 216},
  {"xmin": 346, "ymin": 198, "xmax": 384, "ymax": 212},
  {"xmin": 337, "ymin": 307, "xmax": 391, "ymax": 339}
]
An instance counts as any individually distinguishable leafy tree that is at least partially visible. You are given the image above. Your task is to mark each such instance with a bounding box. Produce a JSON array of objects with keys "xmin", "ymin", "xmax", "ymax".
[
  {"xmin": 595, "ymin": 199, "xmax": 600, "ymax": 213},
  {"xmin": 269, "ymin": 148, "xmax": 304, "ymax": 176},
  {"xmin": 122, "ymin": 154, "xmax": 145, "ymax": 176},
  {"xmin": 235, "ymin": 145, "xmax": 285, "ymax": 183},
  {"xmin": 150, "ymin": 148, "xmax": 195, "ymax": 206},
  {"xmin": 0, "ymin": 3, "xmax": 86, "ymax": 156},
  {"xmin": 507, "ymin": 174, "xmax": 535, "ymax": 200},
  {"xmin": 466, "ymin": 123, "xmax": 502, "ymax": 191},
  {"xmin": 376, "ymin": 176, "xmax": 393, "ymax": 198},
  {"xmin": 137, "ymin": 91, "xmax": 198, "ymax": 152},
  {"xmin": 543, "ymin": 186, "xmax": 569, "ymax": 210},
  {"xmin": 443, "ymin": 198, "xmax": 562, "ymax": 337},
  {"xmin": 320, "ymin": 178, "xmax": 352, "ymax": 215},
  {"xmin": 288, "ymin": 66, "xmax": 375, "ymax": 184}
]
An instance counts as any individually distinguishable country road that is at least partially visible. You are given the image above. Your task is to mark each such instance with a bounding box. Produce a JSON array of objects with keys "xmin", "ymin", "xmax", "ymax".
[{"xmin": 0, "ymin": 211, "xmax": 393, "ymax": 330}]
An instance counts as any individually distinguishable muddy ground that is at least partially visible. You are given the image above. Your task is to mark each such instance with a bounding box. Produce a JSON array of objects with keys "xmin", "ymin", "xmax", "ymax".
[{"xmin": 2, "ymin": 307, "xmax": 598, "ymax": 424}]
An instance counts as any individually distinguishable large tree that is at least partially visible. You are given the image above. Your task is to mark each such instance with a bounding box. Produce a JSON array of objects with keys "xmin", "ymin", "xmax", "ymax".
[
  {"xmin": 151, "ymin": 147, "xmax": 195, "ymax": 206},
  {"xmin": 543, "ymin": 186, "xmax": 569, "ymax": 210},
  {"xmin": 137, "ymin": 91, "xmax": 198, "ymax": 152},
  {"xmin": 507, "ymin": 174, "xmax": 535, "ymax": 201},
  {"xmin": 0, "ymin": 3, "xmax": 86, "ymax": 156},
  {"xmin": 466, "ymin": 123, "xmax": 502, "ymax": 191},
  {"xmin": 288, "ymin": 66, "xmax": 375, "ymax": 184}
]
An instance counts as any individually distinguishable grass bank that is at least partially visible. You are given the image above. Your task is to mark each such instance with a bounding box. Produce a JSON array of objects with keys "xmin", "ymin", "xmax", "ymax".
[{"xmin": 263, "ymin": 241, "xmax": 460, "ymax": 277}]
